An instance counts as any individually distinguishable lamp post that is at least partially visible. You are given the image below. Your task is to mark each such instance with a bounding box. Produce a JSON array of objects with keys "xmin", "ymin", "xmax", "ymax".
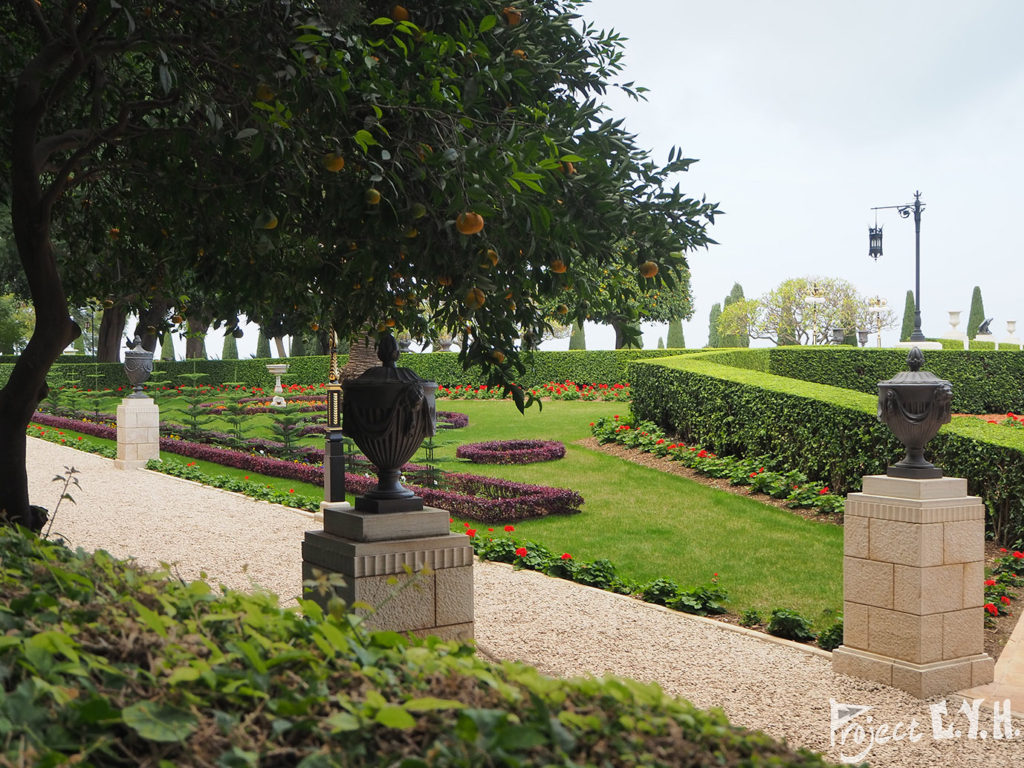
[
  {"xmin": 868, "ymin": 296, "xmax": 887, "ymax": 348},
  {"xmin": 803, "ymin": 282, "xmax": 826, "ymax": 345},
  {"xmin": 869, "ymin": 191, "xmax": 926, "ymax": 342}
]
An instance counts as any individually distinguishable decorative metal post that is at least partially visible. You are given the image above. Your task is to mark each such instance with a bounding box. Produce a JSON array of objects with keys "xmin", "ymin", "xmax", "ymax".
[
  {"xmin": 323, "ymin": 328, "xmax": 346, "ymax": 506},
  {"xmin": 870, "ymin": 191, "xmax": 926, "ymax": 342}
]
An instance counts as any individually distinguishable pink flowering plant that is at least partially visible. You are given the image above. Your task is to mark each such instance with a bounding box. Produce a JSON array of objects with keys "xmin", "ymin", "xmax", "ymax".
[
  {"xmin": 591, "ymin": 416, "xmax": 845, "ymax": 515},
  {"xmin": 455, "ymin": 440, "xmax": 566, "ymax": 465}
]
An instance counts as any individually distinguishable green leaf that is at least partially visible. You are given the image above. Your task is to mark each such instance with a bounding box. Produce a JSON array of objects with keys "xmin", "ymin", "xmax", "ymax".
[
  {"xmin": 166, "ymin": 666, "xmax": 202, "ymax": 685},
  {"xmin": 122, "ymin": 701, "xmax": 198, "ymax": 742},
  {"xmin": 368, "ymin": 630, "xmax": 407, "ymax": 649},
  {"xmin": 325, "ymin": 711, "xmax": 361, "ymax": 732},
  {"xmin": 235, "ymin": 128, "xmax": 259, "ymax": 140},
  {"xmin": 375, "ymin": 705, "xmax": 416, "ymax": 730},
  {"xmin": 479, "ymin": 15, "xmax": 497, "ymax": 33},
  {"xmin": 404, "ymin": 697, "xmax": 465, "ymax": 712},
  {"xmin": 370, "ymin": 17, "xmax": 394, "ymax": 26}
]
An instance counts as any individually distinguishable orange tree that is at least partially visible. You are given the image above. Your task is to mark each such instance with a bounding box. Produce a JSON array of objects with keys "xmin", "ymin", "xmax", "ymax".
[{"xmin": 1, "ymin": 0, "xmax": 718, "ymax": 529}]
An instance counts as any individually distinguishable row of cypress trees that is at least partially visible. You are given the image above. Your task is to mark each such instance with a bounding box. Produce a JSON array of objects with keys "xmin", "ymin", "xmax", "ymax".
[{"xmin": 899, "ymin": 285, "xmax": 987, "ymax": 341}]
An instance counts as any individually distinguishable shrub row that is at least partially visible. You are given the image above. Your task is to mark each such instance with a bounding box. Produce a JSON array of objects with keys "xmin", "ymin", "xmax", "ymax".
[
  {"xmin": 629, "ymin": 352, "xmax": 1024, "ymax": 544},
  {"xmin": 749, "ymin": 346, "xmax": 1024, "ymax": 414},
  {"xmin": 8, "ymin": 348, "xmax": 697, "ymax": 393},
  {"xmin": 455, "ymin": 440, "xmax": 566, "ymax": 465},
  {"xmin": 0, "ymin": 527, "xmax": 840, "ymax": 766}
]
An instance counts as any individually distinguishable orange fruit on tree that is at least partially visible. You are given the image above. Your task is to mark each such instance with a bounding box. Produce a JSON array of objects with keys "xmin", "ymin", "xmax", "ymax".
[
  {"xmin": 491, "ymin": 349, "xmax": 506, "ymax": 364},
  {"xmin": 639, "ymin": 260, "xmax": 659, "ymax": 278},
  {"xmin": 390, "ymin": 4, "xmax": 409, "ymax": 21},
  {"xmin": 171, "ymin": 314, "xmax": 183, "ymax": 324},
  {"xmin": 365, "ymin": 188, "xmax": 381, "ymax": 205},
  {"xmin": 502, "ymin": 6, "xmax": 522, "ymax": 26},
  {"xmin": 394, "ymin": 296, "xmax": 406, "ymax": 306},
  {"xmin": 310, "ymin": 322, "xmax": 320, "ymax": 331},
  {"xmin": 464, "ymin": 287, "xmax": 486, "ymax": 310},
  {"xmin": 438, "ymin": 275, "xmax": 453, "ymax": 287},
  {"xmin": 549, "ymin": 258, "xmax": 567, "ymax": 273},
  {"xmin": 512, "ymin": 49, "xmax": 527, "ymax": 59},
  {"xmin": 456, "ymin": 211, "xmax": 485, "ymax": 235},
  {"xmin": 322, "ymin": 152, "xmax": 345, "ymax": 172},
  {"xmin": 484, "ymin": 248, "xmax": 498, "ymax": 266},
  {"xmin": 560, "ymin": 161, "xmax": 576, "ymax": 175},
  {"xmin": 556, "ymin": 303, "xmax": 569, "ymax": 315}
]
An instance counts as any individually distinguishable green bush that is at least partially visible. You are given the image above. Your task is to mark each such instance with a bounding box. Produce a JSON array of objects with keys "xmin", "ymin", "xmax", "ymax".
[
  {"xmin": 970, "ymin": 340, "xmax": 996, "ymax": 350},
  {"xmin": 766, "ymin": 608, "xmax": 816, "ymax": 642},
  {"xmin": 629, "ymin": 351, "xmax": 1024, "ymax": 544},
  {"xmin": 0, "ymin": 528, "xmax": 839, "ymax": 766}
]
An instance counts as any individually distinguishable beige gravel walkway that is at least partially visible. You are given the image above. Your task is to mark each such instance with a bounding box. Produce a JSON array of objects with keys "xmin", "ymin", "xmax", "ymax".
[{"xmin": 25, "ymin": 437, "xmax": 1024, "ymax": 767}]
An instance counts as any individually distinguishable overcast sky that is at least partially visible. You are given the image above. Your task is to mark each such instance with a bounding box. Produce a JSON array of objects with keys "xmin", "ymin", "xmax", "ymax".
[
  {"xmin": 198, "ymin": 0, "xmax": 1024, "ymax": 359},
  {"xmin": 563, "ymin": 0, "xmax": 1024, "ymax": 349}
]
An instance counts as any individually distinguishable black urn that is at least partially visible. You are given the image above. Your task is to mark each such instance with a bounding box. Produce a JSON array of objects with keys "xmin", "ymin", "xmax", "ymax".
[
  {"xmin": 123, "ymin": 337, "xmax": 154, "ymax": 398},
  {"xmin": 877, "ymin": 347, "xmax": 952, "ymax": 479},
  {"xmin": 342, "ymin": 333, "xmax": 437, "ymax": 512}
]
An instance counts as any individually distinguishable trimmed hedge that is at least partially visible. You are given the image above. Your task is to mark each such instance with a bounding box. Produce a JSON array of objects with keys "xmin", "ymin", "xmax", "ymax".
[
  {"xmin": 740, "ymin": 347, "xmax": 1024, "ymax": 414},
  {"xmin": 0, "ymin": 527, "xmax": 839, "ymax": 766},
  {"xmin": 629, "ymin": 351, "xmax": 1024, "ymax": 544},
  {"xmin": 7, "ymin": 349, "xmax": 699, "ymax": 393}
]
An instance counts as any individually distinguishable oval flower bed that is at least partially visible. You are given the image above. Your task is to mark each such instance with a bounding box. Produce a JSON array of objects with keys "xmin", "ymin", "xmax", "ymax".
[{"xmin": 456, "ymin": 439, "xmax": 565, "ymax": 465}]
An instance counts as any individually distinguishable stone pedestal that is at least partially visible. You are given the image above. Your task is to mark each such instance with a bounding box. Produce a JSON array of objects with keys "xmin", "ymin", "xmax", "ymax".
[
  {"xmin": 302, "ymin": 504, "xmax": 473, "ymax": 642},
  {"xmin": 974, "ymin": 333, "xmax": 997, "ymax": 347},
  {"xmin": 114, "ymin": 396, "xmax": 160, "ymax": 470},
  {"xmin": 833, "ymin": 475, "xmax": 994, "ymax": 698}
]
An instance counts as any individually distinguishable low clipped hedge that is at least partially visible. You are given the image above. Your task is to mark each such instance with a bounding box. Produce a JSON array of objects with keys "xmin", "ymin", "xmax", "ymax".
[
  {"xmin": 0, "ymin": 528, "xmax": 838, "ymax": 766},
  {"xmin": 456, "ymin": 439, "xmax": 566, "ymax": 465},
  {"xmin": 629, "ymin": 351, "xmax": 1024, "ymax": 544},
  {"xmin": 12, "ymin": 349, "xmax": 697, "ymax": 394},
  {"xmin": 740, "ymin": 347, "xmax": 1024, "ymax": 414}
]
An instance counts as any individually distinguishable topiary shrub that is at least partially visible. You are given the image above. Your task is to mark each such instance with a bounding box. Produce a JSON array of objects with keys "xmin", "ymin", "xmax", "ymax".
[{"xmin": 455, "ymin": 439, "xmax": 565, "ymax": 464}]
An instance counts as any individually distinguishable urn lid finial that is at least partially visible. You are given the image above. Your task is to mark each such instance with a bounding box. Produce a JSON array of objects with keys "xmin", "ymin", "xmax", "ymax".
[{"xmin": 907, "ymin": 346, "xmax": 924, "ymax": 372}]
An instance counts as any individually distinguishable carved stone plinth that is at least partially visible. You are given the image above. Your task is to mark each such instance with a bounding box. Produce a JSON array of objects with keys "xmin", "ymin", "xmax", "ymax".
[
  {"xmin": 302, "ymin": 505, "xmax": 473, "ymax": 642},
  {"xmin": 114, "ymin": 396, "xmax": 160, "ymax": 470},
  {"xmin": 832, "ymin": 475, "xmax": 994, "ymax": 698}
]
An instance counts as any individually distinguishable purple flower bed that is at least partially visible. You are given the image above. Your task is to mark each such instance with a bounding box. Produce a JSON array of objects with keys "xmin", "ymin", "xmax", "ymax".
[
  {"xmin": 31, "ymin": 412, "xmax": 580, "ymax": 522},
  {"xmin": 456, "ymin": 439, "xmax": 566, "ymax": 465}
]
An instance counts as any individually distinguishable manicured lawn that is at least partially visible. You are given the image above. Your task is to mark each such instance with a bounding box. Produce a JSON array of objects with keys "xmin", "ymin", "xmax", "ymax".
[
  {"xmin": 35, "ymin": 395, "xmax": 843, "ymax": 624},
  {"xmin": 421, "ymin": 400, "xmax": 843, "ymax": 624}
]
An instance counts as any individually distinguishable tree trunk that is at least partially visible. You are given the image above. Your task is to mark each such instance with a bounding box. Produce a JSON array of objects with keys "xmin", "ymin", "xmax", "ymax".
[
  {"xmin": 185, "ymin": 314, "xmax": 209, "ymax": 359},
  {"xmin": 134, "ymin": 298, "xmax": 173, "ymax": 353},
  {"xmin": 339, "ymin": 332, "xmax": 379, "ymax": 382},
  {"xmin": 97, "ymin": 306, "xmax": 127, "ymax": 362},
  {"xmin": 273, "ymin": 336, "xmax": 287, "ymax": 358}
]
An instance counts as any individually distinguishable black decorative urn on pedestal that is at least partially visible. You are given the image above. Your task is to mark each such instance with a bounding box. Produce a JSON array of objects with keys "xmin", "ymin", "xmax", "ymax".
[
  {"xmin": 877, "ymin": 347, "xmax": 952, "ymax": 478},
  {"xmin": 123, "ymin": 336, "xmax": 154, "ymax": 398},
  {"xmin": 342, "ymin": 333, "xmax": 437, "ymax": 512}
]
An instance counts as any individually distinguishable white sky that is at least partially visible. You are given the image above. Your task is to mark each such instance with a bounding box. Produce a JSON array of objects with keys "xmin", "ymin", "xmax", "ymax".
[{"xmin": 174, "ymin": 0, "xmax": 1024, "ymax": 359}]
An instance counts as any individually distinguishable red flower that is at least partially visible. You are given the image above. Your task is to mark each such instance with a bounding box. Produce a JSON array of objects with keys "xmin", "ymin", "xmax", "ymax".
[
  {"xmin": 656, "ymin": 438, "xmax": 664, "ymax": 444},
  {"xmin": 1014, "ymin": 551, "xmax": 1024, "ymax": 559},
  {"xmin": 463, "ymin": 522, "xmax": 470, "ymax": 527},
  {"xmin": 245, "ymin": 476, "xmax": 250, "ymax": 480},
  {"xmin": 1000, "ymin": 548, "xmax": 1008, "ymax": 553},
  {"xmin": 697, "ymin": 449, "xmax": 708, "ymax": 458},
  {"xmin": 487, "ymin": 527, "xmax": 494, "ymax": 532},
  {"xmin": 289, "ymin": 489, "xmax": 294, "ymax": 494},
  {"xmin": 1001, "ymin": 596, "xmax": 1011, "ymax": 605},
  {"xmin": 515, "ymin": 547, "xmax": 528, "ymax": 556},
  {"xmin": 985, "ymin": 579, "xmax": 997, "ymax": 586},
  {"xmin": 589, "ymin": 422, "xmax": 595, "ymax": 427},
  {"xmin": 613, "ymin": 415, "xmax": 619, "ymax": 420},
  {"xmin": 504, "ymin": 525, "xmax": 514, "ymax": 532},
  {"xmin": 985, "ymin": 603, "xmax": 998, "ymax": 615},
  {"xmin": 449, "ymin": 518, "xmax": 454, "ymax": 523},
  {"xmin": 560, "ymin": 553, "xmax": 572, "ymax": 560},
  {"xmin": 466, "ymin": 529, "xmax": 476, "ymax": 538},
  {"xmin": 749, "ymin": 472, "xmax": 757, "ymax": 478},
  {"xmin": 988, "ymin": 420, "xmax": 999, "ymax": 424},
  {"xmin": 819, "ymin": 487, "xmax": 829, "ymax": 495}
]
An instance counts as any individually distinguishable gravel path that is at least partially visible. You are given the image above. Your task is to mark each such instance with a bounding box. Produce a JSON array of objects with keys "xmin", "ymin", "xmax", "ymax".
[{"xmin": 26, "ymin": 438, "xmax": 1023, "ymax": 767}]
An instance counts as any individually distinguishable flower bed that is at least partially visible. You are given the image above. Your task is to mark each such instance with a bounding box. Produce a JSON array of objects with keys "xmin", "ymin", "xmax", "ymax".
[
  {"xmin": 456, "ymin": 439, "xmax": 565, "ymax": 465},
  {"xmin": 31, "ymin": 412, "xmax": 578, "ymax": 522},
  {"xmin": 436, "ymin": 381, "xmax": 631, "ymax": 402}
]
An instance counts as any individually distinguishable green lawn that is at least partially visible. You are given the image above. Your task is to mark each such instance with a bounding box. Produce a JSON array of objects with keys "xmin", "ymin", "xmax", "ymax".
[{"xmin": 35, "ymin": 395, "xmax": 843, "ymax": 624}]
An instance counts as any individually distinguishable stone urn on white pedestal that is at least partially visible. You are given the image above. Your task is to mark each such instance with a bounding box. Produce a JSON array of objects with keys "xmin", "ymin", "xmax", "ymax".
[
  {"xmin": 1001, "ymin": 320, "xmax": 1020, "ymax": 349},
  {"xmin": 942, "ymin": 310, "xmax": 967, "ymax": 349},
  {"xmin": 266, "ymin": 363, "xmax": 289, "ymax": 407}
]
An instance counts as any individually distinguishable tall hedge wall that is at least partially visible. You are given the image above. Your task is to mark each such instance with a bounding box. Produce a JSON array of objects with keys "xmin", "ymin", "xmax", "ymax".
[
  {"xmin": 3, "ymin": 348, "xmax": 696, "ymax": 393},
  {"xmin": 752, "ymin": 347, "xmax": 1024, "ymax": 414},
  {"xmin": 629, "ymin": 351, "xmax": 1024, "ymax": 544}
]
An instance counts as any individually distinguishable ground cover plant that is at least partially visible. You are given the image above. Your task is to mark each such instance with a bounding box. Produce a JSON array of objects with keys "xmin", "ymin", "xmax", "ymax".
[
  {"xmin": 455, "ymin": 439, "xmax": 566, "ymax": 465},
  {"xmin": 0, "ymin": 527, "xmax": 840, "ymax": 767}
]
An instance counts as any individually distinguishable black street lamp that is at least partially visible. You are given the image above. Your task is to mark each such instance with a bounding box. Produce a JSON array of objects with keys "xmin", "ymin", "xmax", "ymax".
[{"xmin": 869, "ymin": 191, "xmax": 926, "ymax": 342}]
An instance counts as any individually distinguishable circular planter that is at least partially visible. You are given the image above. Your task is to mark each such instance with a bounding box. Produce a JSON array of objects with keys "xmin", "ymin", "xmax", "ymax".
[{"xmin": 456, "ymin": 439, "xmax": 565, "ymax": 465}]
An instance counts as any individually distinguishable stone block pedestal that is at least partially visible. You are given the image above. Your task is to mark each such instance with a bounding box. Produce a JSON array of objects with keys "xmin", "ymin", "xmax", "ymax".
[
  {"xmin": 302, "ymin": 503, "xmax": 473, "ymax": 642},
  {"xmin": 833, "ymin": 475, "xmax": 994, "ymax": 698},
  {"xmin": 114, "ymin": 397, "xmax": 160, "ymax": 470}
]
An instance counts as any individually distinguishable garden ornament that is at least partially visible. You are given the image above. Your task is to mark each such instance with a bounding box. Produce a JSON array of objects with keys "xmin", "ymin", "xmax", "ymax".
[
  {"xmin": 877, "ymin": 347, "xmax": 952, "ymax": 478},
  {"xmin": 977, "ymin": 317, "xmax": 993, "ymax": 335},
  {"xmin": 123, "ymin": 335, "xmax": 154, "ymax": 398}
]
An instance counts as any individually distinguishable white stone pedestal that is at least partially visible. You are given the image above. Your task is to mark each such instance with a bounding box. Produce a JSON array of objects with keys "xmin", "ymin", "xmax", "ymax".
[
  {"xmin": 302, "ymin": 504, "xmax": 474, "ymax": 642},
  {"xmin": 114, "ymin": 396, "xmax": 160, "ymax": 470},
  {"xmin": 974, "ymin": 333, "xmax": 997, "ymax": 347},
  {"xmin": 832, "ymin": 475, "xmax": 994, "ymax": 698}
]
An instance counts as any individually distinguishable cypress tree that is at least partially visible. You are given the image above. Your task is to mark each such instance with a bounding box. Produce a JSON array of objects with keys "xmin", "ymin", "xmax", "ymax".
[
  {"xmin": 568, "ymin": 321, "xmax": 586, "ymax": 350},
  {"xmin": 222, "ymin": 332, "xmax": 239, "ymax": 360},
  {"xmin": 255, "ymin": 330, "xmax": 272, "ymax": 359},
  {"xmin": 160, "ymin": 337, "xmax": 175, "ymax": 362},
  {"xmin": 656, "ymin": 337, "xmax": 664, "ymax": 349},
  {"xmin": 720, "ymin": 283, "xmax": 749, "ymax": 347},
  {"xmin": 967, "ymin": 286, "xmax": 986, "ymax": 339},
  {"xmin": 708, "ymin": 303, "xmax": 722, "ymax": 347},
  {"xmin": 666, "ymin": 318, "xmax": 685, "ymax": 348},
  {"xmin": 900, "ymin": 290, "xmax": 915, "ymax": 342},
  {"xmin": 290, "ymin": 334, "xmax": 306, "ymax": 357}
]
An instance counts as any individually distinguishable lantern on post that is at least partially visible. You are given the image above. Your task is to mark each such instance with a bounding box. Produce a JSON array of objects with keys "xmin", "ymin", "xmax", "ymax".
[{"xmin": 868, "ymin": 225, "xmax": 883, "ymax": 260}]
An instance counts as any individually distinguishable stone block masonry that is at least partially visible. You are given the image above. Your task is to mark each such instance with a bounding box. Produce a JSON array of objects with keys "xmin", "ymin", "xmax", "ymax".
[
  {"xmin": 833, "ymin": 475, "xmax": 994, "ymax": 698},
  {"xmin": 114, "ymin": 397, "xmax": 160, "ymax": 470}
]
